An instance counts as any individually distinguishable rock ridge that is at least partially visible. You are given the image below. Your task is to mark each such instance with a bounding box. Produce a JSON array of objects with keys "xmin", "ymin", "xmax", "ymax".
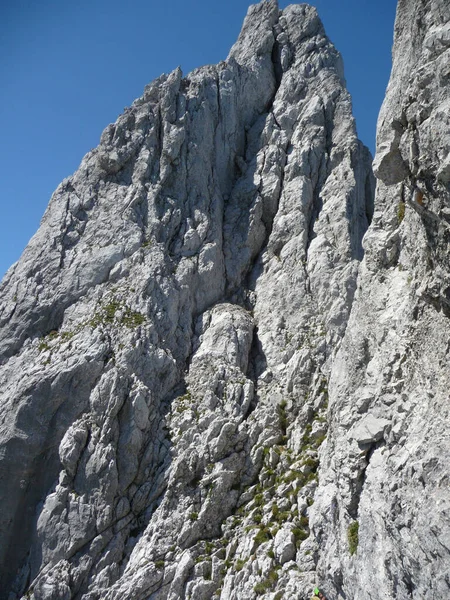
[
  {"xmin": 313, "ymin": 0, "xmax": 450, "ymax": 598},
  {"xmin": 0, "ymin": 1, "xmax": 378, "ymax": 599}
]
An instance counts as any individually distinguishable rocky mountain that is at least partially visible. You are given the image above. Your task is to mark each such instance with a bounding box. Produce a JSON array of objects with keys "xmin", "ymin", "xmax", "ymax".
[{"xmin": 0, "ymin": 0, "xmax": 447, "ymax": 599}]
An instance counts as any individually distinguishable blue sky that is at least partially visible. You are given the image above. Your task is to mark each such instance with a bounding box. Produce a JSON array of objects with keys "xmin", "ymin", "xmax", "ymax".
[{"xmin": 0, "ymin": 0, "xmax": 396, "ymax": 279}]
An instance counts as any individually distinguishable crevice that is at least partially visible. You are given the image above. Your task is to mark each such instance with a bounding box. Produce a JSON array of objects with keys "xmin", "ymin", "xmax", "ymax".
[
  {"xmin": 365, "ymin": 172, "xmax": 375, "ymax": 226},
  {"xmin": 305, "ymin": 109, "xmax": 331, "ymax": 260},
  {"xmin": 348, "ymin": 439, "xmax": 384, "ymax": 520},
  {"xmin": 243, "ymin": 326, "xmax": 267, "ymax": 419},
  {"xmin": 271, "ymin": 39, "xmax": 284, "ymax": 88}
]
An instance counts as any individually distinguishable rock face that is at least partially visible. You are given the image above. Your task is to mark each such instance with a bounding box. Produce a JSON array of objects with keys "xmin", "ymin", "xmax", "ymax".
[
  {"xmin": 313, "ymin": 0, "xmax": 450, "ymax": 598},
  {"xmin": 7, "ymin": 0, "xmax": 450, "ymax": 598},
  {"xmin": 0, "ymin": 3, "xmax": 373, "ymax": 598}
]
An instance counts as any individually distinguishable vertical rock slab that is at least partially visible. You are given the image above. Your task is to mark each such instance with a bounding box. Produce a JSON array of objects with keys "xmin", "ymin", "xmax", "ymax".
[
  {"xmin": 315, "ymin": 0, "xmax": 450, "ymax": 598},
  {"xmin": 0, "ymin": 2, "xmax": 373, "ymax": 599}
]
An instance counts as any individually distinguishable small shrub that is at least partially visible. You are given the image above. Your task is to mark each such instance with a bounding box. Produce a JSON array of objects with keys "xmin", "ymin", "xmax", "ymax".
[
  {"xmin": 270, "ymin": 523, "xmax": 280, "ymax": 537},
  {"xmin": 299, "ymin": 515, "xmax": 309, "ymax": 528},
  {"xmin": 292, "ymin": 527, "xmax": 309, "ymax": 547},
  {"xmin": 284, "ymin": 470, "xmax": 304, "ymax": 485},
  {"xmin": 254, "ymin": 582, "xmax": 266, "ymax": 595},
  {"xmin": 254, "ymin": 493, "xmax": 264, "ymax": 506},
  {"xmin": 253, "ymin": 570, "xmax": 278, "ymax": 595},
  {"xmin": 277, "ymin": 511, "xmax": 291, "ymax": 522},
  {"xmin": 254, "ymin": 527, "xmax": 271, "ymax": 546},
  {"xmin": 231, "ymin": 516, "xmax": 241, "ymax": 528},
  {"xmin": 204, "ymin": 561, "xmax": 212, "ymax": 580},
  {"xmin": 154, "ymin": 559, "xmax": 165, "ymax": 569},
  {"xmin": 121, "ymin": 307, "xmax": 146, "ymax": 328},
  {"xmin": 60, "ymin": 330, "xmax": 74, "ymax": 340},
  {"xmin": 253, "ymin": 512, "xmax": 262, "ymax": 524},
  {"xmin": 267, "ymin": 569, "xmax": 278, "ymax": 584},
  {"xmin": 38, "ymin": 340, "xmax": 50, "ymax": 353},
  {"xmin": 189, "ymin": 512, "xmax": 198, "ymax": 521},
  {"xmin": 104, "ymin": 301, "xmax": 121, "ymax": 322},
  {"xmin": 348, "ymin": 521, "xmax": 359, "ymax": 555},
  {"xmin": 235, "ymin": 558, "xmax": 246, "ymax": 571},
  {"xmin": 89, "ymin": 299, "xmax": 146, "ymax": 329}
]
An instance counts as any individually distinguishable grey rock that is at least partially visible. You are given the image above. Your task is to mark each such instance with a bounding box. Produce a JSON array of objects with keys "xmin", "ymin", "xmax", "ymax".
[
  {"xmin": 350, "ymin": 415, "xmax": 391, "ymax": 446},
  {"xmin": 313, "ymin": 0, "xmax": 450, "ymax": 598},
  {"xmin": 0, "ymin": 1, "xmax": 377, "ymax": 599},
  {"xmin": 274, "ymin": 528, "xmax": 296, "ymax": 564}
]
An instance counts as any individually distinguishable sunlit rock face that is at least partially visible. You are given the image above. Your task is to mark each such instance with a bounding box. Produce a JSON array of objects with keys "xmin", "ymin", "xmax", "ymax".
[
  {"xmin": 3, "ymin": 0, "xmax": 429, "ymax": 598},
  {"xmin": 313, "ymin": 0, "xmax": 450, "ymax": 598}
]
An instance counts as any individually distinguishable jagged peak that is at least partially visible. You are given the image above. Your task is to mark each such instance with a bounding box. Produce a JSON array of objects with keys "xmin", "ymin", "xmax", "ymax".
[{"xmin": 0, "ymin": 2, "xmax": 380, "ymax": 599}]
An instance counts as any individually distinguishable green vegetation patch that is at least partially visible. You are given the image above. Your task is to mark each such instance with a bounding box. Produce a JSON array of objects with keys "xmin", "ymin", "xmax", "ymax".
[
  {"xmin": 397, "ymin": 200, "xmax": 406, "ymax": 224},
  {"xmin": 89, "ymin": 300, "xmax": 146, "ymax": 329},
  {"xmin": 254, "ymin": 569, "xmax": 279, "ymax": 595},
  {"xmin": 292, "ymin": 526, "xmax": 309, "ymax": 548},
  {"xmin": 38, "ymin": 339, "xmax": 51, "ymax": 353},
  {"xmin": 254, "ymin": 526, "xmax": 272, "ymax": 546},
  {"xmin": 348, "ymin": 521, "xmax": 359, "ymax": 555},
  {"xmin": 235, "ymin": 558, "xmax": 246, "ymax": 571}
]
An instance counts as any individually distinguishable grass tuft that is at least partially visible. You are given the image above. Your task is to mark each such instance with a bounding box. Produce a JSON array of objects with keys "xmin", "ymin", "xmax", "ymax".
[{"xmin": 348, "ymin": 521, "xmax": 359, "ymax": 555}]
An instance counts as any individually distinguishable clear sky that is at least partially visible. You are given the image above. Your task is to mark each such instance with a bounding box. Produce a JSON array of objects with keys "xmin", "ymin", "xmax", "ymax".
[{"xmin": 0, "ymin": 0, "xmax": 396, "ymax": 280}]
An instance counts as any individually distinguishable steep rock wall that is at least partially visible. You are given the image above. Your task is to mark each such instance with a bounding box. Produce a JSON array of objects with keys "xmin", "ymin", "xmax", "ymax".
[
  {"xmin": 314, "ymin": 0, "xmax": 450, "ymax": 598},
  {"xmin": 0, "ymin": 2, "xmax": 375, "ymax": 599}
]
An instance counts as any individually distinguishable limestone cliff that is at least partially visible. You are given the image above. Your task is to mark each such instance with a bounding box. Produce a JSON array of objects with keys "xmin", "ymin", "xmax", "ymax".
[
  {"xmin": 2, "ymin": 0, "xmax": 447, "ymax": 598},
  {"xmin": 313, "ymin": 0, "xmax": 450, "ymax": 598},
  {"xmin": 0, "ymin": 3, "xmax": 373, "ymax": 598}
]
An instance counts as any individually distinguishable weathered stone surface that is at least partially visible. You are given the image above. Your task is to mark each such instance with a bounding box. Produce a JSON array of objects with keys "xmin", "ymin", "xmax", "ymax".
[
  {"xmin": 0, "ymin": 1, "xmax": 418, "ymax": 599},
  {"xmin": 313, "ymin": 0, "xmax": 450, "ymax": 598},
  {"xmin": 274, "ymin": 528, "xmax": 296, "ymax": 564},
  {"xmin": 350, "ymin": 415, "xmax": 391, "ymax": 446}
]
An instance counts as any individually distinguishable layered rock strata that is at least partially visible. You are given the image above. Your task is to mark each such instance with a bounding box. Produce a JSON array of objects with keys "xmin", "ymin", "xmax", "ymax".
[
  {"xmin": 314, "ymin": 0, "xmax": 450, "ymax": 598},
  {"xmin": 0, "ymin": 2, "xmax": 375, "ymax": 599}
]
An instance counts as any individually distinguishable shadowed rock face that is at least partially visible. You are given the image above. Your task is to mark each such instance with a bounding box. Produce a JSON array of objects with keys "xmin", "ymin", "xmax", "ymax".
[
  {"xmin": 313, "ymin": 0, "xmax": 450, "ymax": 598},
  {"xmin": 0, "ymin": 1, "xmax": 375, "ymax": 598}
]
